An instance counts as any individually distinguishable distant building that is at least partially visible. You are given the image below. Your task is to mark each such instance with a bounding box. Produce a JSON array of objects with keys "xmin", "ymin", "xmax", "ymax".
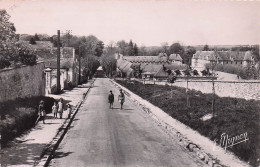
[
  {"xmin": 168, "ymin": 54, "xmax": 183, "ymax": 65},
  {"xmin": 192, "ymin": 51, "xmax": 255, "ymax": 70},
  {"xmin": 115, "ymin": 53, "xmax": 183, "ymax": 65}
]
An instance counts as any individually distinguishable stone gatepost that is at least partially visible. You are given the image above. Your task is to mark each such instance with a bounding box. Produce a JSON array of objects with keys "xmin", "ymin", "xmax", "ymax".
[{"xmin": 45, "ymin": 68, "xmax": 52, "ymax": 95}]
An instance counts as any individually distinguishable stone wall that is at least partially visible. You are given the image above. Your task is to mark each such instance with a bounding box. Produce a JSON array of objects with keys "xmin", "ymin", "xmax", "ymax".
[
  {"xmin": 174, "ymin": 81, "xmax": 260, "ymax": 100},
  {"xmin": 139, "ymin": 79, "xmax": 260, "ymax": 100},
  {"xmin": 0, "ymin": 62, "xmax": 45, "ymax": 102}
]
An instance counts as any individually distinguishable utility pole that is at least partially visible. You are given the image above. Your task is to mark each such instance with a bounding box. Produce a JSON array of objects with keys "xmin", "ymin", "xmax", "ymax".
[
  {"xmin": 78, "ymin": 47, "xmax": 81, "ymax": 85},
  {"xmin": 56, "ymin": 30, "xmax": 61, "ymax": 94},
  {"xmin": 186, "ymin": 59, "xmax": 190, "ymax": 108}
]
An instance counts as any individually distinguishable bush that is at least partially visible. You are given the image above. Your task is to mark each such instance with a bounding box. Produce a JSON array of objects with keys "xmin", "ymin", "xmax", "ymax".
[
  {"xmin": 19, "ymin": 53, "xmax": 37, "ymax": 66},
  {"xmin": 0, "ymin": 58, "xmax": 11, "ymax": 69},
  {"xmin": 0, "ymin": 96, "xmax": 56, "ymax": 146},
  {"xmin": 116, "ymin": 80, "xmax": 260, "ymax": 166}
]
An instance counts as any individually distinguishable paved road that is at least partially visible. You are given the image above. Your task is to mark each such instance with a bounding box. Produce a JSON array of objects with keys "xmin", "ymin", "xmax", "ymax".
[{"xmin": 49, "ymin": 78, "xmax": 206, "ymax": 167}]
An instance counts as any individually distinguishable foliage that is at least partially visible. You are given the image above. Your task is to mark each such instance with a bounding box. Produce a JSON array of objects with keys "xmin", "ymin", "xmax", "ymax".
[
  {"xmin": 29, "ymin": 38, "xmax": 36, "ymax": 45},
  {"xmin": 168, "ymin": 43, "xmax": 185, "ymax": 56},
  {"xmin": 127, "ymin": 40, "xmax": 134, "ymax": 56},
  {"xmin": 0, "ymin": 10, "xmax": 37, "ymax": 68},
  {"xmin": 0, "ymin": 57, "xmax": 11, "ymax": 69},
  {"xmin": 133, "ymin": 43, "xmax": 138, "ymax": 56},
  {"xmin": 175, "ymin": 69, "xmax": 181, "ymax": 76},
  {"xmin": 161, "ymin": 42, "xmax": 169, "ymax": 53},
  {"xmin": 203, "ymin": 44, "xmax": 209, "ymax": 51},
  {"xmin": 116, "ymin": 80, "xmax": 260, "ymax": 167},
  {"xmin": 0, "ymin": 9, "xmax": 17, "ymax": 66},
  {"xmin": 34, "ymin": 33, "xmax": 40, "ymax": 41},
  {"xmin": 94, "ymin": 41, "xmax": 104, "ymax": 57},
  {"xmin": 182, "ymin": 69, "xmax": 191, "ymax": 76},
  {"xmin": 100, "ymin": 52, "xmax": 117, "ymax": 77},
  {"xmin": 82, "ymin": 55, "xmax": 100, "ymax": 78},
  {"xmin": 116, "ymin": 40, "xmax": 128, "ymax": 55},
  {"xmin": 184, "ymin": 46, "xmax": 196, "ymax": 65},
  {"xmin": 19, "ymin": 50, "xmax": 37, "ymax": 66},
  {"xmin": 201, "ymin": 70, "xmax": 211, "ymax": 76},
  {"xmin": 193, "ymin": 69, "xmax": 199, "ymax": 76}
]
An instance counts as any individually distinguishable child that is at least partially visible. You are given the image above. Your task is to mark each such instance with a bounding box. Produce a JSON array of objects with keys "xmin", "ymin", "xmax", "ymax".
[
  {"xmin": 118, "ymin": 89, "xmax": 125, "ymax": 110},
  {"xmin": 52, "ymin": 101, "xmax": 58, "ymax": 119},
  {"xmin": 58, "ymin": 98, "xmax": 64, "ymax": 119},
  {"xmin": 108, "ymin": 90, "xmax": 114, "ymax": 109},
  {"xmin": 67, "ymin": 103, "xmax": 72, "ymax": 118},
  {"xmin": 35, "ymin": 100, "xmax": 46, "ymax": 124}
]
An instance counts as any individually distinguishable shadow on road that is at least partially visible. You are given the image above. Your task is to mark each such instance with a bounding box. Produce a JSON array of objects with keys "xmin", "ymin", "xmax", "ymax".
[{"xmin": 52, "ymin": 151, "xmax": 73, "ymax": 159}]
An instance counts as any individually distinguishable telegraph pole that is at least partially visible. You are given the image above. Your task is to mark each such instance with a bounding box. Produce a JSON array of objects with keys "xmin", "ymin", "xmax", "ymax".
[
  {"xmin": 57, "ymin": 30, "xmax": 61, "ymax": 94},
  {"xmin": 78, "ymin": 47, "xmax": 81, "ymax": 85}
]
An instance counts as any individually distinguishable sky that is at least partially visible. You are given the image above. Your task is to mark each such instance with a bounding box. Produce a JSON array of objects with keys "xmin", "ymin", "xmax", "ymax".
[{"xmin": 0, "ymin": 0, "xmax": 260, "ymax": 46}]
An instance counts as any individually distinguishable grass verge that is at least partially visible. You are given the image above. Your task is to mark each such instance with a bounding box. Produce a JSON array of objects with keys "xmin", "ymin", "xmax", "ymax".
[{"xmin": 116, "ymin": 80, "xmax": 260, "ymax": 167}]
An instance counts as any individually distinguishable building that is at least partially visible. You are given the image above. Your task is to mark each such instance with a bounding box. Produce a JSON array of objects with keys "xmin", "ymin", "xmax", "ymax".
[
  {"xmin": 192, "ymin": 51, "xmax": 255, "ymax": 70},
  {"xmin": 115, "ymin": 53, "xmax": 183, "ymax": 65},
  {"xmin": 168, "ymin": 54, "xmax": 183, "ymax": 64}
]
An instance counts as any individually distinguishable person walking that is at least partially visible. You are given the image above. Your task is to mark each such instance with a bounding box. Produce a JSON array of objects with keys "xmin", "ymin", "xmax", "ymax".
[
  {"xmin": 58, "ymin": 98, "xmax": 64, "ymax": 119},
  {"xmin": 52, "ymin": 101, "xmax": 58, "ymax": 119},
  {"xmin": 67, "ymin": 103, "xmax": 72, "ymax": 118},
  {"xmin": 118, "ymin": 89, "xmax": 125, "ymax": 110},
  {"xmin": 108, "ymin": 90, "xmax": 114, "ymax": 109},
  {"xmin": 35, "ymin": 100, "xmax": 46, "ymax": 124}
]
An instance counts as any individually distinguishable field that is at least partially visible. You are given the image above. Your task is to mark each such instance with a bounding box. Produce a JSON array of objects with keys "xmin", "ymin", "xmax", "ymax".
[{"xmin": 116, "ymin": 80, "xmax": 260, "ymax": 167}]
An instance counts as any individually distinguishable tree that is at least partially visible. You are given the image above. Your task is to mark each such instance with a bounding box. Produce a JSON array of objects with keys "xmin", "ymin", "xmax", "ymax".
[
  {"xmin": 168, "ymin": 43, "xmax": 184, "ymax": 55},
  {"xmin": 161, "ymin": 42, "xmax": 169, "ymax": 53},
  {"xmin": 94, "ymin": 41, "xmax": 104, "ymax": 57},
  {"xmin": 133, "ymin": 43, "xmax": 138, "ymax": 56},
  {"xmin": 139, "ymin": 45, "xmax": 146, "ymax": 56},
  {"xmin": 193, "ymin": 69, "xmax": 199, "ymax": 76},
  {"xmin": 127, "ymin": 40, "xmax": 135, "ymax": 56},
  {"xmin": 175, "ymin": 70, "xmax": 182, "ymax": 76},
  {"xmin": 203, "ymin": 44, "xmax": 209, "ymax": 51},
  {"xmin": 106, "ymin": 41, "xmax": 116, "ymax": 53},
  {"xmin": 252, "ymin": 45, "xmax": 260, "ymax": 61},
  {"xmin": 117, "ymin": 40, "xmax": 128, "ymax": 55},
  {"xmin": 168, "ymin": 43, "xmax": 185, "ymax": 64},
  {"xmin": 0, "ymin": 9, "xmax": 18, "ymax": 67},
  {"xmin": 185, "ymin": 46, "xmax": 196, "ymax": 65},
  {"xmin": 34, "ymin": 33, "xmax": 40, "ymax": 41},
  {"xmin": 100, "ymin": 53, "xmax": 117, "ymax": 77},
  {"xmin": 29, "ymin": 38, "xmax": 36, "ymax": 45}
]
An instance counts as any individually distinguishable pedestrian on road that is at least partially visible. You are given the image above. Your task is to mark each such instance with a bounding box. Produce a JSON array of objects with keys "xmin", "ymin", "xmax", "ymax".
[
  {"xmin": 108, "ymin": 90, "xmax": 114, "ymax": 109},
  {"xmin": 58, "ymin": 98, "xmax": 64, "ymax": 119},
  {"xmin": 35, "ymin": 100, "xmax": 46, "ymax": 124},
  {"xmin": 118, "ymin": 89, "xmax": 125, "ymax": 110},
  {"xmin": 52, "ymin": 101, "xmax": 58, "ymax": 119},
  {"xmin": 67, "ymin": 103, "xmax": 72, "ymax": 118}
]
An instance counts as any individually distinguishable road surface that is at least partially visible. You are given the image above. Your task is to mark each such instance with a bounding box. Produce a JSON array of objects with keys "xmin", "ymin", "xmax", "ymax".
[{"xmin": 49, "ymin": 78, "xmax": 206, "ymax": 167}]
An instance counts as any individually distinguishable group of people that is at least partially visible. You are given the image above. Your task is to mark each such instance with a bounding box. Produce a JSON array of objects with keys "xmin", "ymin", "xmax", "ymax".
[
  {"xmin": 108, "ymin": 89, "xmax": 125, "ymax": 109},
  {"xmin": 36, "ymin": 98, "xmax": 72, "ymax": 124},
  {"xmin": 36, "ymin": 89, "xmax": 125, "ymax": 124}
]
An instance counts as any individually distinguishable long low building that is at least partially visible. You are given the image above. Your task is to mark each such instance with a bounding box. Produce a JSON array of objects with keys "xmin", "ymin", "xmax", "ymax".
[
  {"xmin": 116, "ymin": 53, "xmax": 183, "ymax": 65},
  {"xmin": 192, "ymin": 51, "xmax": 255, "ymax": 70}
]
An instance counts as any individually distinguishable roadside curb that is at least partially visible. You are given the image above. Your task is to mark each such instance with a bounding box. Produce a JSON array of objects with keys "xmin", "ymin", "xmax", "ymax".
[
  {"xmin": 36, "ymin": 80, "xmax": 94, "ymax": 167},
  {"xmin": 110, "ymin": 79, "xmax": 249, "ymax": 167}
]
